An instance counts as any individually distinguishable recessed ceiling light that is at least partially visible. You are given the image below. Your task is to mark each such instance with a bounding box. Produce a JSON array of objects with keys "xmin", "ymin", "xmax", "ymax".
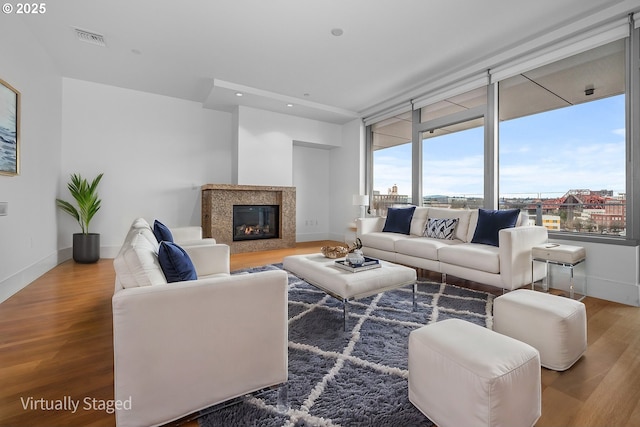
[
  {"xmin": 287, "ymin": 103, "xmax": 294, "ymax": 107},
  {"xmin": 235, "ymin": 92, "xmax": 243, "ymax": 97},
  {"xmin": 331, "ymin": 28, "xmax": 344, "ymax": 37}
]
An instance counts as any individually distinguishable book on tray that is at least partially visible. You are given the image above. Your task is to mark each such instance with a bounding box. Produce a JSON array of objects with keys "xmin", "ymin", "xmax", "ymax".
[{"xmin": 334, "ymin": 257, "xmax": 380, "ymax": 272}]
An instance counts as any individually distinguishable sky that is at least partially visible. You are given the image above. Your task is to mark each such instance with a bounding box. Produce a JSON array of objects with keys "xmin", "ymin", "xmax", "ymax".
[{"xmin": 373, "ymin": 94, "xmax": 626, "ymax": 200}]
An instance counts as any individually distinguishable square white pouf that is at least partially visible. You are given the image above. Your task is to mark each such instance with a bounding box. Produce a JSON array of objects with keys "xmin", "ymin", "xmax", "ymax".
[
  {"xmin": 408, "ymin": 319, "xmax": 541, "ymax": 427},
  {"xmin": 494, "ymin": 289, "xmax": 587, "ymax": 371},
  {"xmin": 531, "ymin": 244, "xmax": 586, "ymax": 265}
]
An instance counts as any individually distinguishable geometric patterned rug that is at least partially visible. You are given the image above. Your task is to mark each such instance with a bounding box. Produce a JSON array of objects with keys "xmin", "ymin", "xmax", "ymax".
[{"xmin": 198, "ymin": 263, "xmax": 494, "ymax": 427}]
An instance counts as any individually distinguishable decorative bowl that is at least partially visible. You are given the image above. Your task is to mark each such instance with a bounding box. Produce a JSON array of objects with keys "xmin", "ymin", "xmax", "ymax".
[{"xmin": 320, "ymin": 245, "xmax": 349, "ymax": 259}]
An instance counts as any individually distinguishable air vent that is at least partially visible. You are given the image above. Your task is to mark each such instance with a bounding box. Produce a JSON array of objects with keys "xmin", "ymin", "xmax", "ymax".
[{"xmin": 75, "ymin": 28, "xmax": 106, "ymax": 47}]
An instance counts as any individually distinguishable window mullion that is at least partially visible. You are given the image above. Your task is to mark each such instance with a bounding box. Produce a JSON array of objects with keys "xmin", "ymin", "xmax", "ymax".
[{"xmin": 485, "ymin": 83, "xmax": 498, "ymax": 210}]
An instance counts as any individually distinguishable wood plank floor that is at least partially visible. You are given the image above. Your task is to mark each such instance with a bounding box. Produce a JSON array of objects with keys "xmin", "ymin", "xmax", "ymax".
[{"xmin": 1, "ymin": 240, "xmax": 639, "ymax": 426}]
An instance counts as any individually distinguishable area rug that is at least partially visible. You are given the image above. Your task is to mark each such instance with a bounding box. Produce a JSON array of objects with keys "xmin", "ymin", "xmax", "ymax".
[{"xmin": 198, "ymin": 263, "xmax": 494, "ymax": 427}]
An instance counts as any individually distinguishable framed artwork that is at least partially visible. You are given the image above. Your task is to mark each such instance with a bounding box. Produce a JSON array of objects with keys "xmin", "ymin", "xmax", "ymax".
[{"xmin": 0, "ymin": 78, "xmax": 19, "ymax": 176}]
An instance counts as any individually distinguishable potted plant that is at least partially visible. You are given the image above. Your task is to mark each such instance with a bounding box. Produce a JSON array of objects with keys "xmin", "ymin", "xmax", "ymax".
[{"xmin": 56, "ymin": 173, "xmax": 104, "ymax": 263}]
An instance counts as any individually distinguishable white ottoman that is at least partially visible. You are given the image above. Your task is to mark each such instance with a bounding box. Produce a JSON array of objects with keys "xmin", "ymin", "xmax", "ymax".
[
  {"xmin": 408, "ymin": 319, "xmax": 541, "ymax": 427},
  {"xmin": 283, "ymin": 253, "xmax": 416, "ymax": 330},
  {"xmin": 494, "ymin": 289, "xmax": 587, "ymax": 371}
]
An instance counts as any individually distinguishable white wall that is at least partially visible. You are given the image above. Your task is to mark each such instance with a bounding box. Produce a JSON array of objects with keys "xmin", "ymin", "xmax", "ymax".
[
  {"xmin": 235, "ymin": 106, "xmax": 341, "ymax": 186},
  {"xmin": 60, "ymin": 78, "xmax": 233, "ymax": 257},
  {"xmin": 551, "ymin": 238, "xmax": 640, "ymax": 306},
  {"xmin": 293, "ymin": 144, "xmax": 331, "ymax": 242},
  {"xmin": 234, "ymin": 105, "xmax": 347, "ymax": 243},
  {"xmin": 328, "ymin": 119, "xmax": 366, "ymax": 243},
  {"xmin": 0, "ymin": 17, "xmax": 63, "ymax": 303}
]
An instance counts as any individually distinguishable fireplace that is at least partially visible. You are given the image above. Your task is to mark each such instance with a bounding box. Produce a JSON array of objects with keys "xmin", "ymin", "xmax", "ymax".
[
  {"xmin": 233, "ymin": 205, "xmax": 280, "ymax": 241},
  {"xmin": 202, "ymin": 184, "xmax": 295, "ymax": 253}
]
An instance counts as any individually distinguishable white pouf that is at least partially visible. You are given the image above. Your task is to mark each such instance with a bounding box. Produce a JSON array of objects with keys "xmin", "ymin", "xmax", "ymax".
[
  {"xmin": 408, "ymin": 319, "xmax": 541, "ymax": 427},
  {"xmin": 494, "ymin": 289, "xmax": 587, "ymax": 371}
]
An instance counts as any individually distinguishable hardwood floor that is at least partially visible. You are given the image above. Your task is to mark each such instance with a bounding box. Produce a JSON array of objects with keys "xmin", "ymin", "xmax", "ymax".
[{"xmin": 0, "ymin": 241, "xmax": 639, "ymax": 426}]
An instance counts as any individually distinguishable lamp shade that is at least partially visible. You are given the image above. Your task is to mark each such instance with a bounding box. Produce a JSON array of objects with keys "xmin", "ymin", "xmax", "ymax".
[{"xmin": 352, "ymin": 194, "xmax": 369, "ymax": 206}]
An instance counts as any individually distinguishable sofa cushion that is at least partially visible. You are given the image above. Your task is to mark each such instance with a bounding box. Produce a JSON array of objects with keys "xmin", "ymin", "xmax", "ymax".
[
  {"xmin": 120, "ymin": 218, "xmax": 158, "ymax": 251},
  {"xmin": 395, "ymin": 236, "xmax": 461, "ymax": 261},
  {"xmin": 424, "ymin": 218, "xmax": 458, "ymax": 240},
  {"xmin": 427, "ymin": 208, "xmax": 471, "ymax": 241},
  {"xmin": 114, "ymin": 231, "xmax": 167, "ymax": 289},
  {"xmin": 153, "ymin": 219, "xmax": 174, "ymax": 243},
  {"xmin": 360, "ymin": 232, "xmax": 409, "ymax": 253},
  {"xmin": 439, "ymin": 243, "xmax": 501, "ymax": 274},
  {"xmin": 382, "ymin": 206, "xmax": 416, "ymax": 235},
  {"xmin": 471, "ymin": 209, "xmax": 520, "ymax": 247},
  {"xmin": 409, "ymin": 207, "xmax": 430, "ymax": 236},
  {"xmin": 158, "ymin": 242, "xmax": 197, "ymax": 283},
  {"xmin": 131, "ymin": 217, "xmax": 151, "ymax": 230},
  {"xmin": 467, "ymin": 211, "xmax": 528, "ymax": 242}
]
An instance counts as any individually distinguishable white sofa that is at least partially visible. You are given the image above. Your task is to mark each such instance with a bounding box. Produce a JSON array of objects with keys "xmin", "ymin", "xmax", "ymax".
[
  {"xmin": 357, "ymin": 207, "xmax": 548, "ymax": 291},
  {"xmin": 112, "ymin": 218, "xmax": 288, "ymax": 427}
]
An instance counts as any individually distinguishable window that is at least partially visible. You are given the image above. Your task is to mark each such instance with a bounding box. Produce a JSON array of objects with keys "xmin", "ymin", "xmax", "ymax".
[
  {"xmin": 499, "ymin": 39, "xmax": 626, "ymax": 236},
  {"xmin": 371, "ymin": 112, "xmax": 412, "ymax": 216},
  {"xmin": 419, "ymin": 87, "xmax": 487, "ymax": 208},
  {"xmin": 421, "ymin": 119, "xmax": 485, "ymax": 208}
]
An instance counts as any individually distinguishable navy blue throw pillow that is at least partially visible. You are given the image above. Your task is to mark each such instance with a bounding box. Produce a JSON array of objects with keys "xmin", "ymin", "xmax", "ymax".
[
  {"xmin": 153, "ymin": 220, "xmax": 174, "ymax": 243},
  {"xmin": 471, "ymin": 209, "xmax": 520, "ymax": 246},
  {"xmin": 158, "ymin": 241, "xmax": 197, "ymax": 283},
  {"xmin": 382, "ymin": 206, "xmax": 416, "ymax": 235}
]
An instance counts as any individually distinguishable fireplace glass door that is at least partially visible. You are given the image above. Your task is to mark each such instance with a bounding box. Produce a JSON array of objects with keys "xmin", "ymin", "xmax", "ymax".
[{"xmin": 232, "ymin": 205, "xmax": 280, "ymax": 241}]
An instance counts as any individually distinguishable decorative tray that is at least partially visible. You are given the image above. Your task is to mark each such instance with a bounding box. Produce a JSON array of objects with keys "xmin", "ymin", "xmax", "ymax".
[{"xmin": 334, "ymin": 257, "xmax": 381, "ymax": 273}]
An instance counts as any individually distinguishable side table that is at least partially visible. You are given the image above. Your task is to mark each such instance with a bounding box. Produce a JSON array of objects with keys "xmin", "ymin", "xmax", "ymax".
[{"xmin": 531, "ymin": 244, "xmax": 586, "ymax": 301}]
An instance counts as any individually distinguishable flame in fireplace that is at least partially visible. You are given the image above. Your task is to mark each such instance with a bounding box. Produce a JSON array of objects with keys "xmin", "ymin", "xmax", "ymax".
[{"xmin": 238, "ymin": 224, "xmax": 270, "ymax": 236}]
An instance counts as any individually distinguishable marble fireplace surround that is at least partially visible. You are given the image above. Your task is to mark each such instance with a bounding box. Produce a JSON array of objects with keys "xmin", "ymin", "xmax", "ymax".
[{"xmin": 201, "ymin": 184, "xmax": 296, "ymax": 253}]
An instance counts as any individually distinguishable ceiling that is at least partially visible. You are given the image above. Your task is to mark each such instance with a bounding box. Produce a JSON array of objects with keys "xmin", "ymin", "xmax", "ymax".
[{"xmin": 15, "ymin": 0, "xmax": 637, "ymax": 124}]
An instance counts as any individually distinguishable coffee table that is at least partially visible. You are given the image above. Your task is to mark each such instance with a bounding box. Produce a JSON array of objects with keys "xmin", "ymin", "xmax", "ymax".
[{"xmin": 283, "ymin": 253, "xmax": 417, "ymax": 330}]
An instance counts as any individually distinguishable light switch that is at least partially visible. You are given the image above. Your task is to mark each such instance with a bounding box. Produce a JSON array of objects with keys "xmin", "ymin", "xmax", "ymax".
[{"xmin": 0, "ymin": 202, "xmax": 7, "ymax": 216}]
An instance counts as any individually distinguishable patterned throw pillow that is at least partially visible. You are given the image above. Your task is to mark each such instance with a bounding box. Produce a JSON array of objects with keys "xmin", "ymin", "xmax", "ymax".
[{"xmin": 424, "ymin": 218, "xmax": 459, "ymax": 240}]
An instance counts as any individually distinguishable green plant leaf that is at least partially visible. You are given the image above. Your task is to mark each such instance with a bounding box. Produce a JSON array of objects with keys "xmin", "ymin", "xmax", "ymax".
[{"xmin": 56, "ymin": 173, "xmax": 103, "ymax": 234}]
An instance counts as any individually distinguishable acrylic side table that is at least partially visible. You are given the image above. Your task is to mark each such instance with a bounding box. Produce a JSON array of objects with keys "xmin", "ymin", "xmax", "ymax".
[{"xmin": 531, "ymin": 244, "xmax": 586, "ymax": 301}]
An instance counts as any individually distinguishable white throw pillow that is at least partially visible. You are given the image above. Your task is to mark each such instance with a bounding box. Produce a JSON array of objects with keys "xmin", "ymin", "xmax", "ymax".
[
  {"xmin": 427, "ymin": 208, "xmax": 471, "ymax": 241},
  {"xmin": 424, "ymin": 218, "xmax": 459, "ymax": 240},
  {"xmin": 114, "ymin": 231, "xmax": 167, "ymax": 288}
]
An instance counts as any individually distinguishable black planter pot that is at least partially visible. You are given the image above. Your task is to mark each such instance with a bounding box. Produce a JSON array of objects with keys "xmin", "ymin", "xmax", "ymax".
[{"xmin": 73, "ymin": 233, "xmax": 100, "ymax": 263}]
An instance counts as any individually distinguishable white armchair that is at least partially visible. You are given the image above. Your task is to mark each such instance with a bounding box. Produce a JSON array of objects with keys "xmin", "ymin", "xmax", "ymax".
[{"xmin": 112, "ymin": 219, "xmax": 288, "ymax": 427}]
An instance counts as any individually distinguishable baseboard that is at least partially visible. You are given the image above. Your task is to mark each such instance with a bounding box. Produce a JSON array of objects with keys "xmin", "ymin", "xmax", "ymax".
[
  {"xmin": 296, "ymin": 232, "xmax": 330, "ymax": 243},
  {"xmin": 101, "ymin": 245, "xmax": 120, "ymax": 259},
  {"xmin": 0, "ymin": 251, "xmax": 63, "ymax": 304},
  {"xmin": 586, "ymin": 276, "xmax": 640, "ymax": 306},
  {"xmin": 328, "ymin": 231, "xmax": 349, "ymax": 243}
]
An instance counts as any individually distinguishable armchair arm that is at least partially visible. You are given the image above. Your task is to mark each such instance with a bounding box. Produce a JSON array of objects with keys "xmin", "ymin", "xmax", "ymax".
[
  {"xmin": 112, "ymin": 270, "xmax": 288, "ymax": 427},
  {"xmin": 171, "ymin": 226, "xmax": 202, "ymax": 241},
  {"xmin": 172, "ymin": 226, "xmax": 217, "ymax": 245},
  {"xmin": 356, "ymin": 217, "xmax": 386, "ymax": 237},
  {"xmin": 499, "ymin": 226, "xmax": 548, "ymax": 290},
  {"xmin": 182, "ymin": 244, "xmax": 230, "ymax": 277}
]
